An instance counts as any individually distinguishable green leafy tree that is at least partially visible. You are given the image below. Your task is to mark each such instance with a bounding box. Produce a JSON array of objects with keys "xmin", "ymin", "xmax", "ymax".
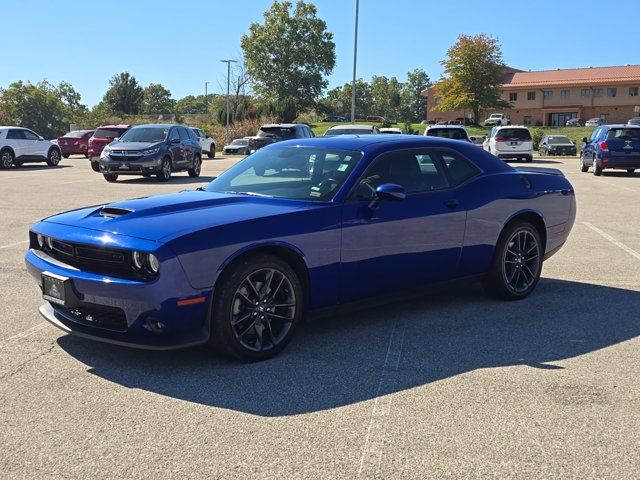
[
  {"xmin": 400, "ymin": 68, "xmax": 430, "ymax": 122},
  {"xmin": 142, "ymin": 83, "xmax": 176, "ymax": 114},
  {"xmin": 103, "ymin": 72, "xmax": 144, "ymax": 115},
  {"xmin": 175, "ymin": 95, "xmax": 208, "ymax": 114},
  {"xmin": 241, "ymin": 0, "xmax": 336, "ymax": 121},
  {"xmin": 0, "ymin": 81, "xmax": 68, "ymax": 138},
  {"xmin": 323, "ymin": 79, "xmax": 372, "ymax": 119},
  {"xmin": 435, "ymin": 34, "xmax": 510, "ymax": 122}
]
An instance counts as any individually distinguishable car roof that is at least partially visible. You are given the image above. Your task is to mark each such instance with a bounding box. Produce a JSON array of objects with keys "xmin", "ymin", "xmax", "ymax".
[
  {"xmin": 603, "ymin": 124, "xmax": 640, "ymax": 128},
  {"xmin": 96, "ymin": 124, "xmax": 131, "ymax": 129},
  {"xmin": 495, "ymin": 125, "xmax": 529, "ymax": 129},
  {"xmin": 328, "ymin": 124, "xmax": 374, "ymax": 130},
  {"xmin": 427, "ymin": 125, "xmax": 466, "ymax": 129},
  {"xmin": 128, "ymin": 124, "xmax": 180, "ymax": 128},
  {"xmin": 260, "ymin": 123, "xmax": 305, "ymax": 128}
]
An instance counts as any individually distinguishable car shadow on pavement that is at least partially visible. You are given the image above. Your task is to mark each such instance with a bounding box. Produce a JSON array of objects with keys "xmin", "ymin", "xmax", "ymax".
[
  {"xmin": 0, "ymin": 165, "xmax": 72, "ymax": 172},
  {"xmin": 57, "ymin": 278, "xmax": 640, "ymax": 417},
  {"xmin": 116, "ymin": 176, "xmax": 217, "ymax": 185}
]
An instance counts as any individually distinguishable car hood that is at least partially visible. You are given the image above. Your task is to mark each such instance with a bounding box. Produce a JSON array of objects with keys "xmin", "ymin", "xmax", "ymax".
[
  {"xmin": 41, "ymin": 191, "xmax": 317, "ymax": 242},
  {"xmin": 108, "ymin": 141, "xmax": 164, "ymax": 151}
]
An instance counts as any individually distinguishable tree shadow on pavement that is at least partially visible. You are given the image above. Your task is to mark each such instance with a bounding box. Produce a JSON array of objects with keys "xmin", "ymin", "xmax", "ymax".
[{"xmin": 57, "ymin": 278, "xmax": 640, "ymax": 417}]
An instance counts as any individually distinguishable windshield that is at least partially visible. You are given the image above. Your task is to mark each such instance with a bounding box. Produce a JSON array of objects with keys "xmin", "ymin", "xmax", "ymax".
[
  {"xmin": 257, "ymin": 127, "xmax": 296, "ymax": 139},
  {"xmin": 204, "ymin": 146, "xmax": 362, "ymax": 201},
  {"xmin": 548, "ymin": 136, "xmax": 572, "ymax": 144},
  {"xmin": 94, "ymin": 128, "xmax": 127, "ymax": 139},
  {"xmin": 490, "ymin": 114, "xmax": 502, "ymax": 118},
  {"xmin": 63, "ymin": 131, "xmax": 87, "ymax": 138},
  {"xmin": 119, "ymin": 127, "xmax": 168, "ymax": 143},
  {"xmin": 324, "ymin": 128, "xmax": 372, "ymax": 136},
  {"xmin": 606, "ymin": 128, "xmax": 640, "ymax": 140},
  {"xmin": 426, "ymin": 128, "xmax": 468, "ymax": 140},
  {"xmin": 231, "ymin": 139, "xmax": 250, "ymax": 146}
]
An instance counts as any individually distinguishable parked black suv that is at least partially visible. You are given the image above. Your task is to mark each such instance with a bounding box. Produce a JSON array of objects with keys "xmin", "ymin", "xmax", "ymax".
[
  {"xmin": 256, "ymin": 123, "xmax": 315, "ymax": 142},
  {"xmin": 98, "ymin": 124, "xmax": 202, "ymax": 183}
]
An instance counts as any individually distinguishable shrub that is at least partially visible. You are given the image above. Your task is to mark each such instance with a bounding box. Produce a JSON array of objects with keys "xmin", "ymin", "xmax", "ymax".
[{"xmin": 531, "ymin": 128, "xmax": 544, "ymax": 150}]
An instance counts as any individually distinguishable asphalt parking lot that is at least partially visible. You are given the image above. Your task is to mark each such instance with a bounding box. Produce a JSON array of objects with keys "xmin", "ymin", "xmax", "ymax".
[{"xmin": 1, "ymin": 154, "xmax": 639, "ymax": 479}]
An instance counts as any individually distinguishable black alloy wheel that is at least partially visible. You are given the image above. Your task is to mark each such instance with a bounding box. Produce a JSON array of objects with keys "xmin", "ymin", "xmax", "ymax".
[
  {"xmin": 157, "ymin": 157, "xmax": 172, "ymax": 182},
  {"xmin": 1, "ymin": 149, "xmax": 15, "ymax": 169},
  {"xmin": 46, "ymin": 148, "xmax": 61, "ymax": 166},
  {"xmin": 484, "ymin": 221, "xmax": 542, "ymax": 300},
  {"xmin": 103, "ymin": 173, "xmax": 118, "ymax": 182},
  {"xmin": 91, "ymin": 161, "xmax": 100, "ymax": 172},
  {"xmin": 210, "ymin": 253, "xmax": 303, "ymax": 361}
]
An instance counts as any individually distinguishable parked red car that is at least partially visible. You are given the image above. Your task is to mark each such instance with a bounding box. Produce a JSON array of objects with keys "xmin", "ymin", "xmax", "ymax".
[
  {"xmin": 366, "ymin": 115, "xmax": 385, "ymax": 123},
  {"xmin": 88, "ymin": 125, "xmax": 130, "ymax": 171},
  {"xmin": 57, "ymin": 130, "xmax": 94, "ymax": 158}
]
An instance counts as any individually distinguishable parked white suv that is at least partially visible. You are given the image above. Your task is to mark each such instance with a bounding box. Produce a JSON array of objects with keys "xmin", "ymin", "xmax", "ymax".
[
  {"xmin": 423, "ymin": 125, "xmax": 471, "ymax": 142},
  {"xmin": 484, "ymin": 126, "xmax": 533, "ymax": 162},
  {"xmin": 191, "ymin": 128, "xmax": 216, "ymax": 158},
  {"xmin": 0, "ymin": 126, "xmax": 62, "ymax": 169},
  {"xmin": 483, "ymin": 113, "xmax": 509, "ymax": 126}
]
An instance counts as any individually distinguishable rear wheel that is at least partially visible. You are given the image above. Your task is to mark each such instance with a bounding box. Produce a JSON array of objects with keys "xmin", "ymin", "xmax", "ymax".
[
  {"xmin": 209, "ymin": 253, "xmax": 303, "ymax": 362},
  {"xmin": 1, "ymin": 148, "xmax": 15, "ymax": 169},
  {"xmin": 103, "ymin": 173, "xmax": 118, "ymax": 182},
  {"xmin": 627, "ymin": 169, "xmax": 635, "ymax": 174},
  {"xmin": 207, "ymin": 145, "xmax": 215, "ymax": 159},
  {"xmin": 593, "ymin": 156, "xmax": 603, "ymax": 176},
  {"xmin": 579, "ymin": 154, "xmax": 589, "ymax": 172},
  {"xmin": 91, "ymin": 161, "xmax": 100, "ymax": 172},
  {"xmin": 484, "ymin": 221, "xmax": 543, "ymax": 300},
  {"xmin": 46, "ymin": 148, "xmax": 61, "ymax": 166},
  {"xmin": 157, "ymin": 157, "xmax": 172, "ymax": 182},
  {"xmin": 188, "ymin": 155, "xmax": 201, "ymax": 177},
  {"xmin": 525, "ymin": 155, "xmax": 533, "ymax": 163},
  {"xmin": 62, "ymin": 153, "xmax": 70, "ymax": 159}
]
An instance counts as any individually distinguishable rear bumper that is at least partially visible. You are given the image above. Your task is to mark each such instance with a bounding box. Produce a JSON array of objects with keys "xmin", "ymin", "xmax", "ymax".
[
  {"xmin": 599, "ymin": 157, "xmax": 640, "ymax": 169},
  {"xmin": 59, "ymin": 145, "xmax": 87, "ymax": 155},
  {"xmin": 497, "ymin": 153, "xmax": 532, "ymax": 159}
]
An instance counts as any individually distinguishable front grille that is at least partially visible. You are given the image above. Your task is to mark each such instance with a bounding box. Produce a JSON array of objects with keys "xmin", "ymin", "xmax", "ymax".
[
  {"xmin": 55, "ymin": 303, "xmax": 127, "ymax": 331},
  {"xmin": 110, "ymin": 151, "xmax": 143, "ymax": 161}
]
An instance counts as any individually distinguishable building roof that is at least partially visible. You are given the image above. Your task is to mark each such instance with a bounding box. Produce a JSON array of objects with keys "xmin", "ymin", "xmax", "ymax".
[{"xmin": 502, "ymin": 65, "xmax": 640, "ymax": 88}]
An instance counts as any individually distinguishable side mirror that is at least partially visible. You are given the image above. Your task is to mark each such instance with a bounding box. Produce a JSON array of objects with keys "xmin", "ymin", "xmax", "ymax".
[
  {"xmin": 582, "ymin": 137, "xmax": 588, "ymax": 143},
  {"xmin": 376, "ymin": 183, "xmax": 406, "ymax": 202},
  {"xmin": 38, "ymin": 136, "xmax": 44, "ymax": 141},
  {"xmin": 113, "ymin": 137, "xmax": 119, "ymax": 142}
]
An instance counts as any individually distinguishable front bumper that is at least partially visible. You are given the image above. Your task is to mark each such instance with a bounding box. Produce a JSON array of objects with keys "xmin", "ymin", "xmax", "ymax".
[
  {"xmin": 99, "ymin": 154, "xmax": 163, "ymax": 175},
  {"xmin": 25, "ymin": 244, "xmax": 212, "ymax": 350}
]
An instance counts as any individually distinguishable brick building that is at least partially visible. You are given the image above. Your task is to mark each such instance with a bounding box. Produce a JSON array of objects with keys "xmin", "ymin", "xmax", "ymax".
[{"xmin": 423, "ymin": 65, "xmax": 640, "ymax": 126}]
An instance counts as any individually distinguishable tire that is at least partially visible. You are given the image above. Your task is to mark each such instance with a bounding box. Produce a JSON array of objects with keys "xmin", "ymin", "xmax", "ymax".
[
  {"xmin": 188, "ymin": 155, "xmax": 201, "ymax": 177},
  {"xmin": 579, "ymin": 154, "xmax": 589, "ymax": 172},
  {"xmin": 157, "ymin": 157, "xmax": 172, "ymax": 182},
  {"xmin": 62, "ymin": 153, "xmax": 70, "ymax": 159},
  {"xmin": 525, "ymin": 155, "xmax": 533, "ymax": 163},
  {"xmin": 91, "ymin": 161, "xmax": 100, "ymax": 172},
  {"xmin": 0, "ymin": 148, "xmax": 15, "ymax": 169},
  {"xmin": 207, "ymin": 145, "xmax": 215, "ymax": 159},
  {"xmin": 103, "ymin": 173, "xmax": 118, "ymax": 182},
  {"xmin": 209, "ymin": 253, "xmax": 304, "ymax": 362},
  {"xmin": 593, "ymin": 157, "xmax": 603, "ymax": 176},
  {"xmin": 627, "ymin": 169, "xmax": 635, "ymax": 174},
  {"xmin": 483, "ymin": 221, "xmax": 543, "ymax": 300},
  {"xmin": 142, "ymin": 173, "xmax": 151, "ymax": 178},
  {"xmin": 46, "ymin": 148, "xmax": 61, "ymax": 166}
]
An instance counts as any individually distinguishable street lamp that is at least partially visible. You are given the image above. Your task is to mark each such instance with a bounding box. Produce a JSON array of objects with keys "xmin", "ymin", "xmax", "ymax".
[
  {"xmin": 220, "ymin": 59, "xmax": 237, "ymax": 145},
  {"xmin": 350, "ymin": 0, "xmax": 359, "ymax": 124}
]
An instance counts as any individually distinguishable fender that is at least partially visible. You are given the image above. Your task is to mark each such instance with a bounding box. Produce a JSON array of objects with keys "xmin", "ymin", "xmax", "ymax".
[{"xmin": 216, "ymin": 240, "xmax": 309, "ymax": 275}]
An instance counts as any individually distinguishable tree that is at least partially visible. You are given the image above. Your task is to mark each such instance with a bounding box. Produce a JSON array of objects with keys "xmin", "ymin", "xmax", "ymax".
[
  {"xmin": 370, "ymin": 75, "xmax": 402, "ymax": 121},
  {"xmin": 241, "ymin": 0, "xmax": 336, "ymax": 121},
  {"xmin": 322, "ymin": 79, "xmax": 372, "ymax": 119},
  {"xmin": 142, "ymin": 83, "xmax": 176, "ymax": 114},
  {"xmin": 435, "ymin": 34, "xmax": 510, "ymax": 123},
  {"xmin": 103, "ymin": 72, "xmax": 144, "ymax": 115},
  {"xmin": 0, "ymin": 81, "xmax": 68, "ymax": 138},
  {"xmin": 175, "ymin": 95, "xmax": 208, "ymax": 114},
  {"xmin": 400, "ymin": 68, "xmax": 431, "ymax": 122}
]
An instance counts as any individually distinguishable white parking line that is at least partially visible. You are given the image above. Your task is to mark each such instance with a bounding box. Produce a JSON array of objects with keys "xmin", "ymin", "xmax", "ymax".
[
  {"xmin": 583, "ymin": 222, "xmax": 640, "ymax": 261},
  {"xmin": 358, "ymin": 320, "xmax": 406, "ymax": 478},
  {"xmin": 597, "ymin": 180, "xmax": 636, "ymax": 193},
  {"xmin": 0, "ymin": 240, "xmax": 28, "ymax": 250},
  {"xmin": 0, "ymin": 323, "xmax": 47, "ymax": 349}
]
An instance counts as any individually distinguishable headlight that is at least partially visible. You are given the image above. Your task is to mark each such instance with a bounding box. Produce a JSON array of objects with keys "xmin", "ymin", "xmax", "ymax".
[
  {"xmin": 142, "ymin": 148, "xmax": 160, "ymax": 156},
  {"xmin": 131, "ymin": 251, "xmax": 160, "ymax": 274},
  {"xmin": 37, "ymin": 234, "xmax": 45, "ymax": 248},
  {"xmin": 132, "ymin": 251, "xmax": 145, "ymax": 270},
  {"xmin": 147, "ymin": 254, "xmax": 160, "ymax": 274},
  {"xmin": 101, "ymin": 146, "xmax": 111, "ymax": 157},
  {"xmin": 45, "ymin": 236, "xmax": 53, "ymax": 250}
]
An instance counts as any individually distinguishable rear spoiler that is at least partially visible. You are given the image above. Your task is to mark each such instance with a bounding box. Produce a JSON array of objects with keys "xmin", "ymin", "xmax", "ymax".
[{"xmin": 516, "ymin": 166, "xmax": 565, "ymax": 177}]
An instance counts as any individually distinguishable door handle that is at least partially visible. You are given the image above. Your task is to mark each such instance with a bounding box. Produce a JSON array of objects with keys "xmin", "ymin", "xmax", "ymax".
[{"xmin": 444, "ymin": 199, "xmax": 459, "ymax": 209}]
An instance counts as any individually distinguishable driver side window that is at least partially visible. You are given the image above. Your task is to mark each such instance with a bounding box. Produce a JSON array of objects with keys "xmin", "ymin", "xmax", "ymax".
[
  {"xmin": 168, "ymin": 129, "xmax": 180, "ymax": 142},
  {"xmin": 23, "ymin": 130, "xmax": 39, "ymax": 141}
]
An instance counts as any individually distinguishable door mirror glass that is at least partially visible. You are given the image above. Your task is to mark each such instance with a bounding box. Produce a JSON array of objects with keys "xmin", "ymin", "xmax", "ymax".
[{"xmin": 376, "ymin": 183, "xmax": 406, "ymax": 202}]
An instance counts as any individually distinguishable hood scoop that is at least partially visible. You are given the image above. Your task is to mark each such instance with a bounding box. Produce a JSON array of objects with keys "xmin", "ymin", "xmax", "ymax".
[{"xmin": 99, "ymin": 206, "xmax": 134, "ymax": 218}]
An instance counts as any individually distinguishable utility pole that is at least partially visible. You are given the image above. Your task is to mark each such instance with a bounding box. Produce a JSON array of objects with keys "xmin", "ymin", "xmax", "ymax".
[
  {"xmin": 204, "ymin": 81, "xmax": 210, "ymax": 111},
  {"xmin": 350, "ymin": 0, "xmax": 359, "ymax": 123},
  {"xmin": 220, "ymin": 59, "xmax": 237, "ymax": 145}
]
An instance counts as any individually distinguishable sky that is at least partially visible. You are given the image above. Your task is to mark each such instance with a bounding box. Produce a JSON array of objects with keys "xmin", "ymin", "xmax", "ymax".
[{"xmin": 2, "ymin": 0, "xmax": 639, "ymax": 107}]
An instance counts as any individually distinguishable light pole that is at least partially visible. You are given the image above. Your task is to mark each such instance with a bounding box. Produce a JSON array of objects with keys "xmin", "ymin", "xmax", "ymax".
[
  {"xmin": 350, "ymin": 0, "xmax": 359, "ymax": 123},
  {"xmin": 204, "ymin": 81, "xmax": 210, "ymax": 111},
  {"xmin": 220, "ymin": 59, "xmax": 237, "ymax": 145}
]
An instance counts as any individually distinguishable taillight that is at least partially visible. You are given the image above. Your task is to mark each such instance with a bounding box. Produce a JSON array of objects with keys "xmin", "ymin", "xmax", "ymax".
[
  {"xmin": 494, "ymin": 136, "xmax": 506, "ymax": 142},
  {"xmin": 598, "ymin": 141, "xmax": 609, "ymax": 152}
]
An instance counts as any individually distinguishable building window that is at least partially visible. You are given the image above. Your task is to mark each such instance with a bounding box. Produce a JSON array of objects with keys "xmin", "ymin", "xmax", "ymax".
[
  {"xmin": 581, "ymin": 89, "xmax": 591, "ymax": 98},
  {"xmin": 509, "ymin": 92, "xmax": 517, "ymax": 102},
  {"xmin": 593, "ymin": 88, "xmax": 603, "ymax": 97},
  {"xmin": 523, "ymin": 116, "xmax": 532, "ymax": 125},
  {"xmin": 629, "ymin": 87, "xmax": 638, "ymax": 97},
  {"xmin": 607, "ymin": 88, "xmax": 617, "ymax": 98},
  {"xmin": 599, "ymin": 113, "xmax": 608, "ymax": 121},
  {"xmin": 543, "ymin": 90, "xmax": 553, "ymax": 99},
  {"xmin": 527, "ymin": 91, "xmax": 536, "ymax": 101},
  {"xmin": 560, "ymin": 89, "xmax": 570, "ymax": 99}
]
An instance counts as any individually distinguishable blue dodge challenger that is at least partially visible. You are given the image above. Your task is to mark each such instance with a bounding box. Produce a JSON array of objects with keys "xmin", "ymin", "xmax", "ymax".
[{"xmin": 25, "ymin": 136, "xmax": 575, "ymax": 361}]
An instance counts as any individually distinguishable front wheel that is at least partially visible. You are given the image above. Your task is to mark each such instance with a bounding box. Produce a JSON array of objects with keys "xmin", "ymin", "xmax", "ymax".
[
  {"xmin": 1, "ymin": 149, "xmax": 15, "ymax": 169},
  {"xmin": 525, "ymin": 155, "xmax": 533, "ymax": 163},
  {"xmin": 91, "ymin": 161, "xmax": 100, "ymax": 172},
  {"xmin": 103, "ymin": 173, "xmax": 118, "ymax": 182},
  {"xmin": 484, "ymin": 221, "xmax": 543, "ymax": 300},
  {"xmin": 157, "ymin": 157, "xmax": 172, "ymax": 182},
  {"xmin": 188, "ymin": 155, "xmax": 201, "ymax": 177},
  {"xmin": 46, "ymin": 148, "xmax": 61, "ymax": 166},
  {"xmin": 209, "ymin": 253, "xmax": 304, "ymax": 362},
  {"xmin": 207, "ymin": 146, "xmax": 215, "ymax": 159}
]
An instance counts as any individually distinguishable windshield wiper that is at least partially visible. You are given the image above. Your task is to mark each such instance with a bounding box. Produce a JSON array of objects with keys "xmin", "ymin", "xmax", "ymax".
[{"xmin": 223, "ymin": 191, "xmax": 272, "ymax": 198}]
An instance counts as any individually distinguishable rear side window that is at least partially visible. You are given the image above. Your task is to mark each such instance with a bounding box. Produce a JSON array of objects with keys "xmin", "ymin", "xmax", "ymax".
[
  {"xmin": 497, "ymin": 128, "xmax": 531, "ymax": 140},
  {"xmin": 606, "ymin": 128, "xmax": 640, "ymax": 140},
  {"xmin": 178, "ymin": 127, "xmax": 190, "ymax": 141},
  {"xmin": 439, "ymin": 151, "xmax": 479, "ymax": 186},
  {"xmin": 7, "ymin": 129, "xmax": 25, "ymax": 140}
]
